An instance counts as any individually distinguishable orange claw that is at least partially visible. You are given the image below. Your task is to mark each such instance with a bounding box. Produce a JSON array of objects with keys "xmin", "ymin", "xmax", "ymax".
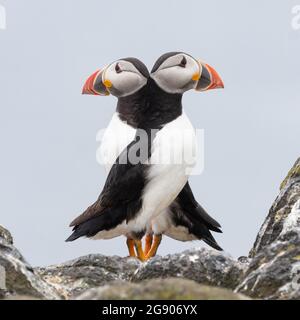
[
  {"xmin": 126, "ymin": 238, "xmax": 136, "ymax": 258},
  {"xmin": 145, "ymin": 234, "xmax": 162, "ymax": 260},
  {"xmin": 134, "ymin": 239, "xmax": 147, "ymax": 262},
  {"xmin": 144, "ymin": 234, "xmax": 153, "ymax": 255}
]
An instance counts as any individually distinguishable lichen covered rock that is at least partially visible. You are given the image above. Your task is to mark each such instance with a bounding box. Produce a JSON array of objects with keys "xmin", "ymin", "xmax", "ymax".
[
  {"xmin": 133, "ymin": 248, "xmax": 247, "ymax": 290},
  {"xmin": 250, "ymin": 158, "xmax": 300, "ymax": 257},
  {"xmin": 0, "ymin": 225, "xmax": 60, "ymax": 300},
  {"xmin": 36, "ymin": 254, "xmax": 141, "ymax": 299},
  {"xmin": 237, "ymin": 158, "xmax": 300, "ymax": 299},
  {"xmin": 236, "ymin": 199, "xmax": 300, "ymax": 299},
  {"xmin": 77, "ymin": 278, "xmax": 249, "ymax": 300},
  {"xmin": 2, "ymin": 157, "xmax": 300, "ymax": 300},
  {"xmin": 0, "ymin": 225, "xmax": 13, "ymax": 245}
]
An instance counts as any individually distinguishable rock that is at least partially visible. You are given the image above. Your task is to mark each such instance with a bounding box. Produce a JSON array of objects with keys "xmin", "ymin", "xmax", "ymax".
[
  {"xmin": 5, "ymin": 295, "xmax": 40, "ymax": 300},
  {"xmin": 250, "ymin": 158, "xmax": 300, "ymax": 257},
  {"xmin": 132, "ymin": 248, "xmax": 247, "ymax": 290},
  {"xmin": 237, "ymin": 199, "xmax": 300, "ymax": 299},
  {"xmin": 36, "ymin": 254, "xmax": 141, "ymax": 299},
  {"xmin": 2, "ymin": 157, "xmax": 300, "ymax": 300},
  {"xmin": 76, "ymin": 278, "xmax": 250, "ymax": 300},
  {"xmin": 0, "ymin": 225, "xmax": 60, "ymax": 300},
  {"xmin": 237, "ymin": 158, "xmax": 300, "ymax": 299},
  {"xmin": 0, "ymin": 225, "xmax": 13, "ymax": 245}
]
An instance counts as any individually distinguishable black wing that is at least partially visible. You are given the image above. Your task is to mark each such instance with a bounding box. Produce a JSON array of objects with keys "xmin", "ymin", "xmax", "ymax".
[
  {"xmin": 176, "ymin": 182, "xmax": 222, "ymax": 232},
  {"xmin": 169, "ymin": 182, "xmax": 223, "ymax": 251},
  {"xmin": 66, "ymin": 129, "xmax": 154, "ymax": 241}
]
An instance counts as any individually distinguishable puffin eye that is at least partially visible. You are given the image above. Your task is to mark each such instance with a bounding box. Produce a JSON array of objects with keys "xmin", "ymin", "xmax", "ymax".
[
  {"xmin": 179, "ymin": 56, "xmax": 187, "ymax": 68},
  {"xmin": 115, "ymin": 63, "xmax": 122, "ymax": 73}
]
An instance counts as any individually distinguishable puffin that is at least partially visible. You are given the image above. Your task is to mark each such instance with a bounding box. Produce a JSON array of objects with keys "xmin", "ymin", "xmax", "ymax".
[
  {"xmin": 66, "ymin": 54, "xmax": 224, "ymax": 260},
  {"xmin": 67, "ymin": 57, "xmax": 150, "ymax": 259},
  {"xmin": 144, "ymin": 52, "xmax": 224, "ymax": 257}
]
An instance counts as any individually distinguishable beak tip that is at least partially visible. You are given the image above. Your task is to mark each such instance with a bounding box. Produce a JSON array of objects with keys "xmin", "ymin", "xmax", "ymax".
[
  {"xmin": 219, "ymin": 82, "xmax": 225, "ymax": 89},
  {"xmin": 82, "ymin": 87, "xmax": 89, "ymax": 95},
  {"xmin": 205, "ymin": 63, "xmax": 224, "ymax": 90}
]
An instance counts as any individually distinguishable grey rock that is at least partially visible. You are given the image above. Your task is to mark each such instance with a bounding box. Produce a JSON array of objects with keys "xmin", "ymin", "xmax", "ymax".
[
  {"xmin": 5, "ymin": 295, "xmax": 40, "ymax": 300},
  {"xmin": 238, "ymin": 256, "xmax": 251, "ymax": 264},
  {"xmin": 2, "ymin": 157, "xmax": 300, "ymax": 300},
  {"xmin": 76, "ymin": 278, "xmax": 250, "ymax": 300},
  {"xmin": 0, "ymin": 225, "xmax": 60, "ymax": 300},
  {"xmin": 0, "ymin": 225, "xmax": 13, "ymax": 245},
  {"xmin": 236, "ymin": 230, "xmax": 300, "ymax": 299},
  {"xmin": 237, "ymin": 159, "xmax": 300, "ymax": 299},
  {"xmin": 132, "ymin": 248, "xmax": 247, "ymax": 290},
  {"xmin": 36, "ymin": 254, "xmax": 141, "ymax": 299},
  {"xmin": 250, "ymin": 158, "xmax": 300, "ymax": 257}
]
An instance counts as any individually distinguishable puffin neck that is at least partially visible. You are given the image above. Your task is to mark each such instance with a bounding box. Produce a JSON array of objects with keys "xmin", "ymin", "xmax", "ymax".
[
  {"xmin": 116, "ymin": 79, "xmax": 183, "ymax": 130},
  {"xmin": 116, "ymin": 85, "xmax": 149, "ymax": 128},
  {"xmin": 141, "ymin": 78, "xmax": 183, "ymax": 129}
]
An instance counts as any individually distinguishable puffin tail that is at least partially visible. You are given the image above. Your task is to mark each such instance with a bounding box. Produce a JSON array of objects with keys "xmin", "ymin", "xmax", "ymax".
[
  {"xmin": 65, "ymin": 229, "xmax": 81, "ymax": 242},
  {"xmin": 202, "ymin": 233, "xmax": 223, "ymax": 251},
  {"xmin": 192, "ymin": 221, "xmax": 223, "ymax": 251},
  {"xmin": 66, "ymin": 206, "xmax": 125, "ymax": 242},
  {"xmin": 194, "ymin": 204, "xmax": 222, "ymax": 233},
  {"xmin": 177, "ymin": 183, "xmax": 222, "ymax": 233}
]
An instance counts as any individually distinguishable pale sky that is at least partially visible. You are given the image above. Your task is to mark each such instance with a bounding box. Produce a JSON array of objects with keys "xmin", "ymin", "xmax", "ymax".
[{"xmin": 0, "ymin": 0, "xmax": 299, "ymax": 266}]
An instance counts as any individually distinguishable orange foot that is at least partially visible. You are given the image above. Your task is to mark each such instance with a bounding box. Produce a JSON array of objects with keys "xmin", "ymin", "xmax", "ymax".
[{"xmin": 145, "ymin": 234, "xmax": 162, "ymax": 260}]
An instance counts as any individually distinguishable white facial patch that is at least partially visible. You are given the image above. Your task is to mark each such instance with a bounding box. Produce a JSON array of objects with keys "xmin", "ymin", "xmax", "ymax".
[
  {"xmin": 151, "ymin": 54, "xmax": 200, "ymax": 94},
  {"xmin": 104, "ymin": 60, "xmax": 147, "ymax": 97}
]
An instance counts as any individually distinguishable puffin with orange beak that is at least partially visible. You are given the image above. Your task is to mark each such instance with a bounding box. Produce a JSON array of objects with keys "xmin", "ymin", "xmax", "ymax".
[
  {"xmin": 67, "ymin": 53, "xmax": 224, "ymax": 261},
  {"xmin": 144, "ymin": 52, "xmax": 224, "ymax": 258},
  {"xmin": 68, "ymin": 58, "xmax": 150, "ymax": 260}
]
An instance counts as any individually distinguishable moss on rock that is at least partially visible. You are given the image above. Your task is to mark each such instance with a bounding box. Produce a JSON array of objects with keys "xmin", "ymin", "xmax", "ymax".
[
  {"xmin": 77, "ymin": 278, "xmax": 250, "ymax": 300},
  {"xmin": 280, "ymin": 158, "xmax": 300, "ymax": 190}
]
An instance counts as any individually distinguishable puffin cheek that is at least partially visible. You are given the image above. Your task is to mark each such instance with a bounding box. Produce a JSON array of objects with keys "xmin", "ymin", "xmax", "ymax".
[
  {"xmin": 177, "ymin": 70, "xmax": 195, "ymax": 90},
  {"xmin": 115, "ymin": 74, "xmax": 142, "ymax": 96},
  {"xmin": 120, "ymin": 75, "xmax": 137, "ymax": 92},
  {"xmin": 181, "ymin": 80, "xmax": 196, "ymax": 91},
  {"xmin": 107, "ymin": 86, "xmax": 123, "ymax": 97},
  {"xmin": 166, "ymin": 68, "xmax": 189, "ymax": 89}
]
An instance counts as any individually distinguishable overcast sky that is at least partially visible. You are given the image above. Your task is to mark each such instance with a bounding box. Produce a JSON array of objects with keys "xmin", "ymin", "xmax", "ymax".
[{"xmin": 0, "ymin": 0, "xmax": 299, "ymax": 266}]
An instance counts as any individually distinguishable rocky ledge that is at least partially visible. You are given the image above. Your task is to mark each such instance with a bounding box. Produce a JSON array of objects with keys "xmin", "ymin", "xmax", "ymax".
[{"xmin": 1, "ymin": 157, "xmax": 300, "ymax": 300}]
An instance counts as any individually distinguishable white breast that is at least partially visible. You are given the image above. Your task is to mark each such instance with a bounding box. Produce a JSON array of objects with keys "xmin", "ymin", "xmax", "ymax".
[
  {"xmin": 99, "ymin": 112, "xmax": 136, "ymax": 173},
  {"xmin": 128, "ymin": 111, "xmax": 197, "ymax": 232}
]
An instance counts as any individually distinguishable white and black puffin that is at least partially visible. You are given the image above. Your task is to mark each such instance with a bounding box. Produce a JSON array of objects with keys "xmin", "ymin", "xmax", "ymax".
[
  {"xmin": 67, "ymin": 57, "xmax": 150, "ymax": 259},
  {"xmin": 143, "ymin": 52, "xmax": 224, "ymax": 257},
  {"xmin": 66, "ymin": 53, "xmax": 224, "ymax": 260}
]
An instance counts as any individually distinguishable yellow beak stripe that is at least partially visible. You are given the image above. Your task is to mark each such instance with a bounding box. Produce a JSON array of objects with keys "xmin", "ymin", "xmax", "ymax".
[
  {"xmin": 192, "ymin": 72, "xmax": 200, "ymax": 81},
  {"xmin": 103, "ymin": 79, "xmax": 113, "ymax": 88}
]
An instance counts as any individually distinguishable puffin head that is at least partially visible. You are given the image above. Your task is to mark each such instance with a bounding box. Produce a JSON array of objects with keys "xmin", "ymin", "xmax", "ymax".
[
  {"xmin": 82, "ymin": 58, "xmax": 149, "ymax": 98},
  {"xmin": 150, "ymin": 52, "xmax": 224, "ymax": 94}
]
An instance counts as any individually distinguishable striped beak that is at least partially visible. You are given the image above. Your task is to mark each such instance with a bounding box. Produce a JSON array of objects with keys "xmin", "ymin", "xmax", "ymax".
[
  {"xmin": 195, "ymin": 61, "xmax": 224, "ymax": 92},
  {"xmin": 82, "ymin": 68, "xmax": 110, "ymax": 96}
]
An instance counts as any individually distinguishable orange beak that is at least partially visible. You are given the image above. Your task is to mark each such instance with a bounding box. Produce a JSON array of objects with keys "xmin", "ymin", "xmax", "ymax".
[
  {"xmin": 196, "ymin": 61, "xmax": 224, "ymax": 92},
  {"xmin": 82, "ymin": 69, "xmax": 110, "ymax": 96},
  {"xmin": 204, "ymin": 63, "xmax": 224, "ymax": 90}
]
